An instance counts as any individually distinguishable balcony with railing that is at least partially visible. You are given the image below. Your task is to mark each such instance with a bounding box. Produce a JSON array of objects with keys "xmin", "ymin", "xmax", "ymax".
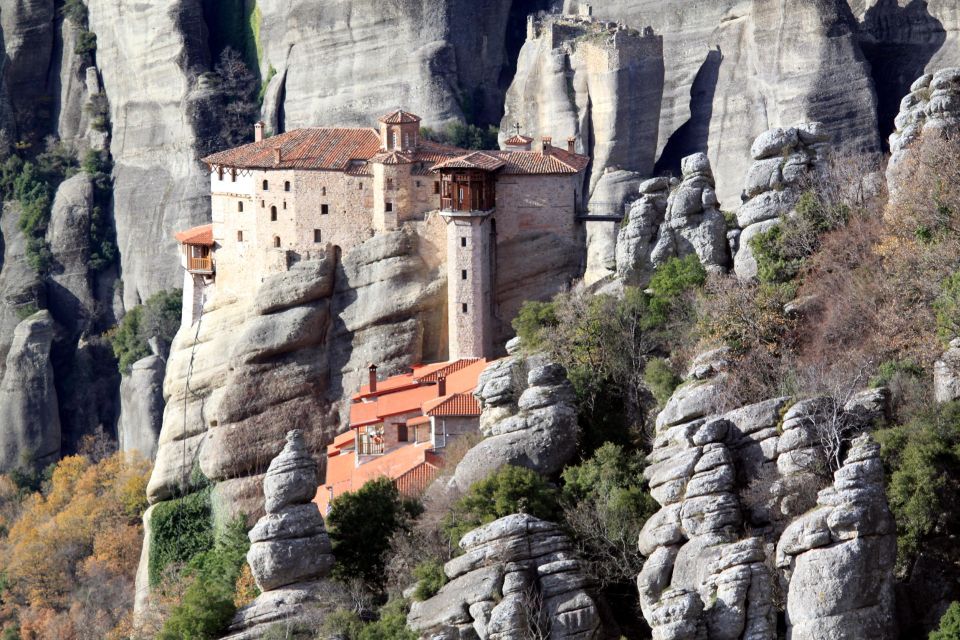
[{"xmin": 187, "ymin": 256, "xmax": 214, "ymax": 273}]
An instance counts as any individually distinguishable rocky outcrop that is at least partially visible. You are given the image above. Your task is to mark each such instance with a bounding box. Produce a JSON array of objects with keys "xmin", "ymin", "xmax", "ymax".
[
  {"xmin": 408, "ymin": 513, "xmax": 604, "ymax": 640},
  {"xmin": 583, "ymin": 168, "xmax": 640, "ymax": 287},
  {"xmin": 733, "ymin": 123, "xmax": 830, "ymax": 280},
  {"xmin": 502, "ymin": 11, "xmax": 664, "ymax": 193},
  {"xmin": 0, "ymin": 311, "xmax": 60, "ymax": 472},
  {"xmin": 87, "ymin": 0, "xmax": 212, "ymax": 308},
  {"xmin": 118, "ymin": 355, "xmax": 165, "ymax": 459},
  {"xmin": 444, "ymin": 351, "xmax": 579, "ymax": 492},
  {"xmin": 775, "ymin": 434, "xmax": 897, "ymax": 639},
  {"xmin": 887, "ymin": 68, "xmax": 960, "ymax": 187},
  {"xmin": 636, "ymin": 350, "xmax": 897, "ymax": 639},
  {"xmin": 935, "ymin": 338, "xmax": 960, "ymax": 403},
  {"xmin": 223, "ymin": 429, "xmax": 343, "ymax": 640},
  {"xmin": 615, "ymin": 152, "xmax": 728, "ymax": 287},
  {"xmin": 0, "ymin": 0, "xmax": 55, "ymax": 137},
  {"xmin": 46, "ymin": 173, "xmax": 96, "ymax": 333},
  {"xmin": 562, "ymin": 0, "xmax": 879, "ymax": 205}
]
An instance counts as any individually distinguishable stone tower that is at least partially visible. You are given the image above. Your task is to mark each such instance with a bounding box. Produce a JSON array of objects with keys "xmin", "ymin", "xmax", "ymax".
[{"xmin": 442, "ymin": 207, "xmax": 493, "ymax": 359}]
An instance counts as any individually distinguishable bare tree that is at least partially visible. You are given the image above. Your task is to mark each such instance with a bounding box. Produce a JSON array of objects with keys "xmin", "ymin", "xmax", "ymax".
[{"xmin": 521, "ymin": 583, "xmax": 552, "ymax": 640}]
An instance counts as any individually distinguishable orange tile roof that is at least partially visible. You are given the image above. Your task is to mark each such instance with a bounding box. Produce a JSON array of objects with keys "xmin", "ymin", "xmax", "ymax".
[
  {"xmin": 370, "ymin": 150, "xmax": 414, "ymax": 165},
  {"xmin": 407, "ymin": 415, "xmax": 431, "ymax": 427},
  {"xmin": 432, "ymin": 152, "xmax": 506, "ymax": 172},
  {"xmin": 379, "ymin": 109, "xmax": 422, "ymax": 124},
  {"xmin": 422, "ymin": 392, "xmax": 481, "ymax": 417},
  {"xmin": 202, "ymin": 128, "xmax": 383, "ymax": 170},
  {"xmin": 415, "ymin": 358, "xmax": 483, "ymax": 382},
  {"xmin": 175, "ymin": 224, "xmax": 214, "ymax": 246},
  {"xmin": 504, "ymin": 134, "xmax": 533, "ymax": 145}
]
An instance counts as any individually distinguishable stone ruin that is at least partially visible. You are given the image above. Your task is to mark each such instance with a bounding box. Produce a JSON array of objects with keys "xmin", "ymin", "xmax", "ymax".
[
  {"xmin": 615, "ymin": 152, "xmax": 729, "ymax": 287},
  {"xmin": 407, "ymin": 513, "xmax": 604, "ymax": 639},
  {"xmin": 636, "ymin": 350, "xmax": 897, "ymax": 640},
  {"xmin": 731, "ymin": 122, "xmax": 830, "ymax": 280},
  {"xmin": 222, "ymin": 429, "xmax": 344, "ymax": 639}
]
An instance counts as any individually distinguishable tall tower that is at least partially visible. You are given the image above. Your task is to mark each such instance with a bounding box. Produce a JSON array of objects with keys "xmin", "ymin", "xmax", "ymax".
[{"xmin": 434, "ymin": 158, "xmax": 501, "ymax": 359}]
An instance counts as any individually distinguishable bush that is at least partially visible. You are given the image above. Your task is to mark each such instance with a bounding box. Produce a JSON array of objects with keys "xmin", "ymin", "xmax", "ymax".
[
  {"xmin": 443, "ymin": 466, "xmax": 558, "ymax": 547},
  {"xmin": 158, "ymin": 517, "xmax": 250, "ymax": 640},
  {"xmin": 74, "ymin": 30, "xmax": 97, "ymax": 56},
  {"xmin": 62, "ymin": 0, "xmax": 88, "ymax": 26},
  {"xmin": 511, "ymin": 300, "xmax": 557, "ymax": 348},
  {"xmin": 411, "ymin": 559, "xmax": 447, "ymax": 601},
  {"xmin": 420, "ymin": 123, "xmax": 499, "ymax": 150},
  {"xmin": 560, "ymin": 443, "xmax": 657, "ymax": 588},
  {"xmin": 110, "ymin": 289, "xmax": 182, "ymax": 373},
  {"xmin": 327, "ymin": 478, "xmax": 422, "ymax": 589},
  {"xmin": 86, "ymin": 94, "xmax": 111, "ymax": 132},
  {"xmin": 643, "ymin": 358, "xmax": 680, "ymax": 407},
  {"xmin": 874, "ymin": 401, "xmax": 960, "ymax": 569},
  {"xmin": 323, "ymin": 599, "xmax": 418, "ymax": 640},
  {"xmin": 215, "ymin": 47, "xmax": 259, "ymax": 150},
  {"xmin": 870, "ymin": 359, "xmax": 924, "ymax": 389},
  {"xmin": 148, "ymin": 487, "xmax": 214, "ymax": 586},
  {"xmin": 644, "ymin": 253, "xmax": 707, "ymax": 329},
  {"xmin": 932, "ymin": 603, "xmax": 960, "ymax": 640}
]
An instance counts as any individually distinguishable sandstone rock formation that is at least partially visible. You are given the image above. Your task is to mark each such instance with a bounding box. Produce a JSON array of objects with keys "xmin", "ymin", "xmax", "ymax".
[
  {"xmin": 616, "ymin": 152, "xmax": 728, "ymax": 287},
  {"xmin": 0, "ymin": 311, "xmax": 60, "ymax": 473},
  {"xmin": 0, "ymin": 0, "xmax": 55, "ymax": 137},
  {"xmin": 636, "ymin": 351, "xmax": 897, "ymax": 639},
  {"xmin": 223, "ymin": 429, "xmax": 343, "ymax": 640},
  {"xmin": 444, "ymin": 351, "xmax": 579, "ymax": 492},
  {"xmin": 408, "ymin": 513, "xmax": 604, "ymax": 639},
  {"xmin": 583, "ymin": 168, "xmax": 640, "ymax": 286},
  {"xmin": 935, "ymin": 337, "xmax": 960, "ymax": 403},
  {"xmin": 47, "ymin": 174, "xmax": 97, "ymax": 332},
  {"xmin": 887, "ymin": 68, "xmax": 960, "ymax": 185},
  {"xmin": 733, "ymin": 123, "xmax": 830, "ymax": 280},
  {"xmin": 563, "ymin": 0, "xmax": 879, "ymax": 204},
  {"xmin": 118, "ymin": 355, "xmax": 165, "ymax": 459},
  {"xmin": 502, "ymin": 10, "xmax": 664, "ymax": 193}
]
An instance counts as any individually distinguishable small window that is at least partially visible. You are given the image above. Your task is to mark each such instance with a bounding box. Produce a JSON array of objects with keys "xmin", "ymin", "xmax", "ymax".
[
  {"xmin": 385, "ymin": 202, "xmax": 393, "ymax": 212},
  {"xmin": 270, "ymin": 206, "xmax": 278, "ymax": 221},
  {"xmin": 462, "ymin": 303, "xmax": 468, "ymax": 313},
  {"xmin": 460, "ymin": 237, "xmax": 467, "ymax": 247},
  {"xmin": 261, "ymin": 200, "xmax": 265, "ymax": 208},
  {"xmin": 273, "ymin": 236, "xmax": 281, "ymax": 248},
  {"xmin": 262, "ymin": 180, "xmax": 269, "ymax": 191},
  {"xmin": 284, "ymin": 181, "xmax": 291, "ymax": 192},
  {"xmin": 358, "ymin": 182, "xmax": 363, "ymax": 190},
  {"xmin": 314, "ymin": 229, "xmax": 322, "ymax": 243},
  {"xmin": 283, "ymin": 201, "xmax": 287, "ymax": 210},
  {"xmin": 237, "ymin": 201, "xmax": 243, "ymax": 212},
  {"xmin": 321, "ymin": 187, "xmax": 327, "ymax": 196},
  {"xmin": 386, "ymin": 178, "xmax": 394, "ymax": 190},
  {"xmin": 415, "ymin": 180, "xmax": 421, "ymax": 188},
  {"xmin": 321, "ymin": 204, "xmax": 329, "ymax": 215},
  {"xmin": 237, "ymin": 230, "xmax": 243, "ymax": 242},
  {"xmin": 461, "ymin": 269, "xmax": 467, "ymax": 280},
  {"xmin": 433, "ymin": 181, "xmax": 440, "ymax": 194}
]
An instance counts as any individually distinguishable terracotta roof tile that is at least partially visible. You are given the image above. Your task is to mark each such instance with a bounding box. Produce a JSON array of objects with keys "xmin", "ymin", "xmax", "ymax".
[
  {"xmin": 432, "ymin": 152, "xmax": 506, "ymax": 172},
  {"xmin": 202, "ymin": 128, "xmax": 382, "ymax": 170},
  {"xmin": 370, "ymin": 150, "xmax": 414, "ymax": 165},
  {"xmin": 422, "ymin": 393, "xmax": 481, "ymax": 417},
  {"xmin": 504, "ymin": 134, "xmax": 533, "ymax": 145},
  {"xmin": 379, "ymin": 109, "xmax": 422, "ymax": 124},
  {"xmin": 430, "ymin": 147, "xmax": 589, "ymax": 176},
  {"xmin": 174, "ymin": 224, "xmax": 214, "ymax": 246}
]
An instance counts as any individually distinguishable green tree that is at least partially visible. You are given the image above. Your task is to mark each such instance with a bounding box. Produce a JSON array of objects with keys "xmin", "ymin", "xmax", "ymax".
[
  {"xmin": 110, "ymin": 289, "xmax": 182, "ymax": 373},
  {"xmin": 643, "ymin": 357, "xmax": 681, "ymax": 407},
  {"xmin": 931, "ymin": 603, "xmax": 960, "ymax": 640},
  {"xmin": 326, "ymin": 478, "xmax": 422, "ymax": 589},
  {"xmin": 443, "ymin": 465, "xmax": 558, "ymax": 547}
]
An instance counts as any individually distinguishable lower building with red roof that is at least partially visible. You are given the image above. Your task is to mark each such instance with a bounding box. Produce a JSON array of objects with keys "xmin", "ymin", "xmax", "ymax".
[{"xmin": 315, "ymin": 358, "xmax": 491, "ymax": 514}]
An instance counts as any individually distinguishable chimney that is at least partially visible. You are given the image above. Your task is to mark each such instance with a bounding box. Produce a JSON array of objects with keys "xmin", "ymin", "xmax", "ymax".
[
  {"xmin": 254, "ymin": 121, "xmax": 264, "ymax": 142},
  {"xmin": 274, "ymin": 146, "xmax": 282, "ymax": 165},
  {"xmin": 567, "ymin": 137, "xmax": 576, "ymax": 153},
  {"xmin": 437, "ymin": 374, "xmax": 447, "ymax": 397},
  {"xmin": 540, "ymin": 136, "xmax": 552, "ymax": 154},
  {"xmin": 368, "ymin": 364, "xmax": 378, "ymax": 393}
]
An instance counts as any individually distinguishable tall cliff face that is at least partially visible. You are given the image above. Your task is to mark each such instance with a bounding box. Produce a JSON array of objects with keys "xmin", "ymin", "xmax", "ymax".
[
  {"xmin": 87, "ymin": 0, "xmax": 213, "ymax": 309},
  {"xmin": 558, "ymin": 0, "xmax": 879, "ymax": 204}
]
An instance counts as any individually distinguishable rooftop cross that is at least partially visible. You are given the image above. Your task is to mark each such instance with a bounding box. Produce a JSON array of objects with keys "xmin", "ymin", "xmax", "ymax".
[{"xmin": 513, "ymin": 122, "xmax": 522, "ymax": 137}]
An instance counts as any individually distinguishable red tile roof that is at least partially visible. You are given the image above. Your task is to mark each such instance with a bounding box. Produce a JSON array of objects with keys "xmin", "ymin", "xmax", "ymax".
[
  {"xmin": 422, "ymin": 392, "xmax": 481, "ymax": 417},
  {"xmin": 370, "ymin": 150, "xmax": 414, "ymax": 165},
  {"xmin": 432, "ymin": 152, "xmax": 506, "ymax": 172},
  {"xmin": 504, "ymin": 134, "xmax": 533, "ymax": 145},
  {"xmin": 202, "ymin": 128, "xmax": 383, "ymax": 170},
  {"xmin": 379, "ymin": 109, "xmax": 422, "ymax": 124},
  {"xmin": 174, "ymin": 224, "xmax": 214, "ymax": 246}
]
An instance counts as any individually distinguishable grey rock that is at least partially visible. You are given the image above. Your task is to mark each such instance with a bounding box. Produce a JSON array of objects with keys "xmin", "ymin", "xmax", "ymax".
[
  {"xmin": 935, "ymin": 341, "xmax": 960, "ymax": 402},
  {"xmin": 734, "ymin": 219, "xmax": 781, "ymax": 281},
  {"xmin": 253, "ymin": 251, "xmax": 336, "ymax": 315},
  {"xmin": 262, "ymin": 429, "xmax": 319, "ymax": 514},
  {"xmin": 750, "ymin": 127, "xmax": 800, "ymax": 160},
  {"xmin": 118, "ymin": 355, "xmax": 165, "ymax": 459}
]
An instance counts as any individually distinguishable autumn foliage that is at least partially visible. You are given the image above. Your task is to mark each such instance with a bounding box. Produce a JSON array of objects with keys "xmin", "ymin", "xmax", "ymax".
[{"xmin": 0, "ymin": 452, "xmax": 150, "ymax": 639}]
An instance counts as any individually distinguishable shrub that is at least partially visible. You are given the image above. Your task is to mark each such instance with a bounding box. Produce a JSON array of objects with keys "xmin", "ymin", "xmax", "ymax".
[
  {"xmin": 874, "ymin": 401, "xmax": 960, "ymax": 569},
  {"xmin": 934, "ymin": 270, "xmax": 960, "ymax": 343},
  {"xmin": 411, "ymin": 559, "xmax": 447, "ymax": 601},
  {"xmin": 643, "ymin": 358, "xmax": 680, "ymax": 407},
  {"xmin": 86, "ymin": 94, "xmax": 111, "ymax": 132},
  {"xmin": 74, "ymin": 30, "xmax": 97, "ymax": 56},
  {"xmin": 870, "ymin": 359, "xmax": 924, "ymax": 389},
  {"xmin": 560, "ymin": 443, "xmax": 657, "ymax": 588},
  {"xmin": 148, "ymin": 487, "xmax": 214, "ymax": 586},
  {"xmin": 215, "ymin": 47, "xmax": 259, "ymax": 150},
  {"xmin": 932, "ymin": 603, "xmax": 960, "ymax": 640},
  {"xmin": 644, "ymin": 253, "xmax": 707, "ymax": 330},
  {"xmin": 62, "ymin": 0, "xmax": 88, "ymax": 26},
  {"xmin": 511, "ymin": 300, "xmax": 557, "ymax": 348},
  {"xmin": 158, "ymin": 517, "xmax": 250, "ymax": 640},
  {"xmin": 443, "ymin": 465, "xmax": 558, "ymax": 547},
  {"xmin": 420, "ymin": 123, "xmax": 499, "ymax": 150},
  {"xmin": 326, "ymin": 478, "xmax": 422, "ymax": 589},
  {"xmin": 109, "ymin": 289, "xmax": 182, "ymax": 373},
  {"xmin": 323, "ymin": 599, "xmax": 418, "ymax": 640}
]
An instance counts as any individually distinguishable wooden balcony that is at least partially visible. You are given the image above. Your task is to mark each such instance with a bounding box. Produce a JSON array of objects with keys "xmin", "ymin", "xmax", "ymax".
[{"xmin": 187, "ymin": 256, "xmax": 214, "ymax": 273}]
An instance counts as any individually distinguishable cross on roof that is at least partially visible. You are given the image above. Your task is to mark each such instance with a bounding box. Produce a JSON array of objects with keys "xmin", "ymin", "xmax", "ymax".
[{"xmin": 513, "ymin": 122, "xmax": 522, "ymax": 137}]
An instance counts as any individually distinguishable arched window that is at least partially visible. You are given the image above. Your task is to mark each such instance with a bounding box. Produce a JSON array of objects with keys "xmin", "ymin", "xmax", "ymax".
[
  {"xmin": 284, "ymin": 181, "xmax": 291, "ymax": 192},
  {"xmin": 237, "ymin": 201, "xmax": 243, "ymax": 212},
  {"xmin": 273, "ymin": 236, "xmax": 281, "ymax": 248},
  {"xmin": 237, "ymin": 230, "xmax": 243, "ymax": 241},
  {"xmin": 262, "ymin": 180, "xmax": 269, "ymax": 191},
  {"xmin": 270, "ymin": 206, "xmax": 277, "ymax": 221}
]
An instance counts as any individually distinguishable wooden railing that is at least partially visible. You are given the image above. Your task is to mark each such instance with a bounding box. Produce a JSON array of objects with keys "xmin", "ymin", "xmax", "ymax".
[{"xmin": 187, "ymin": 256, "xmax": 213, "ymax": 273}]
